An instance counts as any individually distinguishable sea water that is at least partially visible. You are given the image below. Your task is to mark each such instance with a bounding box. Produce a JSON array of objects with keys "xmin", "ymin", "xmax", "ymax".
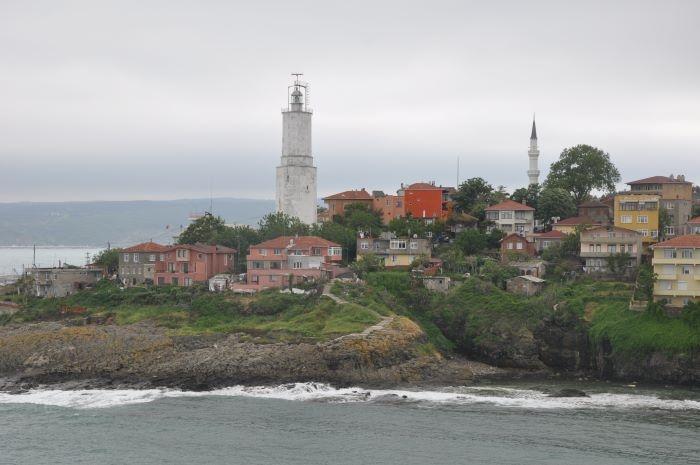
[
  {"xmin": 1, "ymin": 381, "xmax": 698, "ymax": 464},
  {"xmin": 0, "ymin": 247, "xmax": 103, "ymax": 277}
]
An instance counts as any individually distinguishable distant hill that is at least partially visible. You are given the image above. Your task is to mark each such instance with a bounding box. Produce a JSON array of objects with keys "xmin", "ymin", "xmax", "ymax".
[{"xmin": 0, "ymin": 198, "xmax": 275, "ymax": 246}]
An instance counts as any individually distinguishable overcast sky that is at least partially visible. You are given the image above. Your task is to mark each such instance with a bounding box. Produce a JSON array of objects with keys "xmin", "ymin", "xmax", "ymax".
[{"xmin": 1, "ymin": 0, "xmax": 698, "ymax": 202}]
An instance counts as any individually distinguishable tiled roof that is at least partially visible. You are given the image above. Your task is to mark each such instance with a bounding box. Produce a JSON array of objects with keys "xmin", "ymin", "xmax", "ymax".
[
  {"xmin": 578, "ymin": 200, "xmax": 609, "ymax": 208},
  {"xmin": 486, "ymin": 199, "xmax": 535, "ymax": 211},
  {"xmin": 500, "ymin": 233, "xmax": 529, "ymax": 242},
  {"xmin": 554, "ymin": 216, "xmax": 600, "ymax": 226},
  {"xmin": 122, "ymin": 241, "xmax": 169, "ymax": 253},
  {"xmin": 323, "ymin": 189, "xmax": 373, "ymax": 201},
  {"xmin": 653, "ymin": 235, "xmax": 700, "ymax": 248},
  {"xmin": 627, "ymin": 176, "xmax": 691, "ymax": 185},
  {"xmin": 688, "ymin": 216, "xmax": 700, "ymax": 225},
  {"xmin": 535, "ymin": 230, "xmax": 567, "ymax": 239},
  {"xmin": 583, "ymin": 226, "xmax": 640, "ymax": 235},
  {"xmin": 406, "ymin": 182, "xmax": 444, "ymax": 190},
  {"xmin": 167, "ymin": 243, "xmax": 236, "ymax": 253},
  {"xmin": 252, "ymin": 236, "xmax": 341, "ymax": 250}
]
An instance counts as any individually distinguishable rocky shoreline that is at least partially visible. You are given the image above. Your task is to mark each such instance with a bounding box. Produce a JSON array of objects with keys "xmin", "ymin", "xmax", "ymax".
[
  {"xmin": 0, "ymin": 317, "xmax": 513, "ymax": 393},
  {"xmin": 1, "ymin": 313, "xmax": 698, "ymax": 392}
]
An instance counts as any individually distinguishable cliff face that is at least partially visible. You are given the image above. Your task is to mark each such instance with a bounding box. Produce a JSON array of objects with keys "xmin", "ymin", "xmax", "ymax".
[{"xmin": 0, "ymin": 318, "xmax": 476, "ymax": 391}]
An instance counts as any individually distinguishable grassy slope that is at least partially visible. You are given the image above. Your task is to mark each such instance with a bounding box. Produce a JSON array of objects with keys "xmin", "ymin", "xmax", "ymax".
[{"xmin": 7, "ymin": 283, "xmax": 382, "ymax": 341}]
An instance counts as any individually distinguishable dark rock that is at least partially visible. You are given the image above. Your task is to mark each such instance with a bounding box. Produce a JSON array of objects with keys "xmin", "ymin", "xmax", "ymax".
[{"xmin": 549, "ymin": 388, "xmax": 589, "ymax": 398}]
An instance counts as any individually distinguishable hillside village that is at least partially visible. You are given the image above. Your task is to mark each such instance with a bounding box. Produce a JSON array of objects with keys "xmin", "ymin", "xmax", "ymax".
[
  {"xmin": 16, "ymin": 169, "xmax": 700, "ymax": 312},
  {"xmin": 7, "ymin": 77, "xmax": 700, "ymax": 315}
]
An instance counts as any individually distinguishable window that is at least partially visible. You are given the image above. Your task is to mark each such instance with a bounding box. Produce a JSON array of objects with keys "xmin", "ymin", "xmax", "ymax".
[
  {"xmin": 681, "ymin": 249, "xmax": 694, "ymax": 259},
  {"xmin": 260, "ymin": 249, "xmax": 267, "ymax": 256},
  {"xmin": 149, "ymin": 254, "xmax": 156, "ymax": 262},
  {"xmin": 184, "ymin": 277, "xmax": 192, "ymax": 286},
  {"xmin": 293, "ymin": 261, "xmax": 303, "ymax": 269},
  {"xmin": 678, "ymin": 281, "xmax": 688, "ymax": 291},
  {"xmin": 664, "ymin": 249, "xmax": 677, "ymax": 258},
  {"xmin": 486, "ymin": 212, "xmax": 499, "ymax": 221},
  {"xmin": 329, "ymin": 247, "xmax": 342, "ymax": 256},
  {"xmin": 663, "ymin": 264, "xmax": 675, "ymax": 275},
  {"xmin": 607, "ymin": 245, "xmax": 617, "ymax": 254},
  {"xmin": 360, "ymin": 242, "xmax": 369, "ymax": 250},
  {"xmin": 637, "ymin": 215, "xmax": 648, "ymax": 224},
  {"xmin": 681, "ymin": 266, "xmax": 692, "ymax": 275},
  {"xmin": 516, "ymin": 242, "xmax": 523, "ymax": 250},
  {"xmin": 312, "ymin": 247, "xmax": 322, "ymax": 256},
  {"xmin": 269, "ymin": 275, "xmax": 279, "ymax": 282},
  {"xmin": 500, "ymin": 211, "xmax": 513, "ymax": 220},
  {"xmin": 662, "ymin": 281, "xmax": 672, "ymax": 290},
  {"xmin": 270, "ymin": 261, "xmax": 282, "ymax": 269},
  {"xmin": 664, "ymin": 201, "xmax": 675, "ymax": 210},
  {"xmin": 167, "ymin": 263, "xmax": 175, "ymax": 272},
  {"xmin": 542, "ymin": 241, "xmax": 551, "ymax": 248},
  {"xmin": 620, "ymin": 215, "xmax": 632, "ymax": 224},
  {"xmin": 507, "ymin": 243, "xmax": 514, "ymax": 250},
  {"xmin": 639, "ymin": 229, "xmax": 649, "ymax": 237},
  {"xmin": 620, "ymin": 202, "xmax": 638, "ymax": 211},
  {"xmin": 391, "ymin": 255, "xmax": 397, "ymax": 263},
  {"xmin": 410, "ymin": 242, "xmax": 418, "ymax": 250},
  {"xmin": 293, "ymin": 250, "xmax": 303, "ymax": 256},
  {"xmin": 595, "ymin": 244, "xmax": 601, "ymax": 252},
  {"xmin": 664, "ymin": 227, "xmax": 676, "ymax": 237},
  {"xmin": 274, "ymin": 248, "xmax": 282, "ymax": 255},
  {"xmin": 390, "ymin": 240, "xmax": 407, "ymax": 250},
  {"xmin": 159, "ymin": 254, "xmax": 165, "ymax": 261},
  {"xmin": 589, "ymin": 244, "xmax": 595, "ymax": 252},
  {"xmin": 124, "ymin": 254, "xmax": 129, "ymax": 262},
  {"xmin": 515, "ymin": 225, "xmax": 525, "ymax": 233},
  {"xmin": 252, "ymin": 261, "xmax": 264, "ymax": 269},
  {"xmin": 651, "ymin": 230, "xmax": 658, "ymax": 238}
]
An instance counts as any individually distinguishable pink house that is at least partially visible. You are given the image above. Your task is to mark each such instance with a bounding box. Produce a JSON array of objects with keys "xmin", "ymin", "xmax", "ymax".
[
  {"xmin": 154, "ymin": 244, "xmax": 236, "ymax": 287},
  {"xmin": 243, "ymin": 236, "xmax": 343, "ymax": 290}
]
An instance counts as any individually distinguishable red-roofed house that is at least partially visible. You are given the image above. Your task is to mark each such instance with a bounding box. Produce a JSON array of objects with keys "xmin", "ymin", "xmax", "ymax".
[
  {"xmin": 403, "ymin": 182, "xmax": 453, "ymax": 221},
  {"xmin": 154, "ymin": 244, "xmax": 236, "ymax": 287},
  {"xmin": 532, "ymin": 230, "xmax": 567, "ymax": 253},
  {"xmin": 242, "ymin": 236, "xmax": 344, "ymax": 290},
  {"xmin": 552, "ymin": 216, "xmax": 601, "ymax": 235},
  {"xmin": 322, "ymin": 189, "xmax": 374, "ymax": 219},
  {"xmin": 119, "ymin": 241, "xmax": 170, "ymax": 286},
  {"xmin": 652, "ymin": 235, "xmax": 700, "ymax": 307},
  {"xmin": 485, "ymin": 200, "xmax": 535, "ymax": 235},
  {"xmin": 500, "ymin": 233, "xmax": 536, "ymax": 260}
]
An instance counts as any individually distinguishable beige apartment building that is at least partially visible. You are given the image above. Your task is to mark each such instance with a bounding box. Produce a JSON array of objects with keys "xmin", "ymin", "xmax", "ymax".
[
  {"xmin": 579, "ymin": 226, "xmax": 642, "ymax": 273},
  {"xmin": 652, "ymin": 235, "xmax": 700, "ymax": 307}
]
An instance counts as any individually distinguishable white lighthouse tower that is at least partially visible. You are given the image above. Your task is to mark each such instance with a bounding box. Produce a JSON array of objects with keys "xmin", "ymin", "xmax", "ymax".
[
  {"xmin": 276, "ymin": 74, "xmax": 317, "ymax": 224},
  {"xmin": 527, "ymin": 116, "xmax": 540, "ymax": 185}
]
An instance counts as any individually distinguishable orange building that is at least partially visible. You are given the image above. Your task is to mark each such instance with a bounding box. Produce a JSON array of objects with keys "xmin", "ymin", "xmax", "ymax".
[{"xmin": 403, "ymin": 182, "xmax": 453, "ymax": 220}]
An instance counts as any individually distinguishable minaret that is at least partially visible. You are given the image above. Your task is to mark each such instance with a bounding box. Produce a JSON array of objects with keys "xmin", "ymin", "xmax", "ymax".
[
  {"xmin": 276, "ymin": 74, "xmax": 317, "ymax": 224},
  {"xmin": 527, "ymin": 116, "xmax": 540, "ymax": 185}
]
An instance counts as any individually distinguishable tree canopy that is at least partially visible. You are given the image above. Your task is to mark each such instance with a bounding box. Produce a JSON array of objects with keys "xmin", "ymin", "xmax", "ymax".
[
  {"xmin": 92, "ymin": 248, "xmax": 122, "ymax": 274},
  {"xmin": 544, "ymin": 144, "xmax": 621, "ymax": 204},
  {"xmin": 511, "ymin": 184, "xmax": 540, "ymax": 212},
  {"xmin": 257, "ymin": 212, "xmax": 309, "ymax": 241},
  {"xmin": 537, "ymin": 187, "xmax": 577, "ymax": 223}
]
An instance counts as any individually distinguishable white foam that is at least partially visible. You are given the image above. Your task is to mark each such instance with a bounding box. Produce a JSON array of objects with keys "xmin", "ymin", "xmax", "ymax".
[{"xmin": 1, "ymin": 383, "xmax": 698, "ymax": 411}]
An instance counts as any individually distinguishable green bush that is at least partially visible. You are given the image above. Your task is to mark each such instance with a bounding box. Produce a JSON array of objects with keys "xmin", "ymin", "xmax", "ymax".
[{"xmin": 246, "ymin": 291, "xmax": 306, "ymax": 315}]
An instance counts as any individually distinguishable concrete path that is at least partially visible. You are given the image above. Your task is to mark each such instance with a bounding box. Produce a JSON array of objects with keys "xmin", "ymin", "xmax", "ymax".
[
  {"xmin": 331, "ymin": 316, "xmax": 394, "ymax": 343},
  {"xmin": 322, "ymin": 282, "xmax": 348, "ymax": 305}
]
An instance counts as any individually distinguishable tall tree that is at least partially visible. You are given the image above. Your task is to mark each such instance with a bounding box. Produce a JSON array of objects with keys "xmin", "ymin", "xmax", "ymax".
[
  {"xmin": 544, "ymin": 144, "xmax": 621, "ymax": 204},
  {"xmin": 257, "ymin": 212, "xmax": 309, "ymax": 241},
  {"xmin": 454, "ymin": 229, "xmax": 487, "ymax": 256},
  {"xmin": 312, "ymin": 221, "xmax": 357, "ymax": 262},
  {"xmin": 511, "ymin": 183, "xmax": 540, "ymax": 211},
  {"xmin": 92, "ymin": 248, "xmax": 122, "ymax": 274},
  {"xmin": 337, "ymin": 203, "xmax": 383, "ymax": 233},
  {"xmin": 537, "ymin": 187, "xmax": 577, "ymax": 223},
  {"xmin": 452, "ymin": 177, "xmax": 495, "ymax": 214},
  {"xmin": 387, "ymin": 216, "xmax": 427, "ymax": 238},
  {"xmin": 177, "ymin": 213, "xmax": 227, "ymax": 245}
]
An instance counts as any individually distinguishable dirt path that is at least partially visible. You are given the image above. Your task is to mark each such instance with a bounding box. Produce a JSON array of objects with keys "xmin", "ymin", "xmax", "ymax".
[{"xmin": 322, "ymin": 283, "xmax": 348, "ymax": 305}]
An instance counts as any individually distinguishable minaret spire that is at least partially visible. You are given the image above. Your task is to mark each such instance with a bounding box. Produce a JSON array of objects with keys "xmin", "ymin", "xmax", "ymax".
[{"xmin": 527, "ymin": 114, "xmax": 540, "ymax": 185}]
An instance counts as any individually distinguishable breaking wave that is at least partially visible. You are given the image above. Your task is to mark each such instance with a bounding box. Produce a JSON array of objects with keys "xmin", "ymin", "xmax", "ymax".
[{"xmin": 1, "ymin": 383, "xmax": 699, "ymax": 411}]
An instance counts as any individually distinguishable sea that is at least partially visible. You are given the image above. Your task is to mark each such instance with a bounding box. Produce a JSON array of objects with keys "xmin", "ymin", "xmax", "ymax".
[
  {"xmin": 0, "ymin": 246, "xmax": 104, "ymax": 278},
  {"xmin": 0, "ymin": 381, "xmax": 698, "ymax": 464}
]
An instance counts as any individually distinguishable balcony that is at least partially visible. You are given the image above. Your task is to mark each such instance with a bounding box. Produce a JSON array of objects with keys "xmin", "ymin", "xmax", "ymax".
[
  {"xmin": 654, "ymin": 289, "xmax": 700, "ymax": 297},
  {"xmin": 653, "ymin": 258, "xmax": 700, "ymax": 265},
  {"xmin": 656, "ymin": 274, "xmax": 677, "ymax": 281}
]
